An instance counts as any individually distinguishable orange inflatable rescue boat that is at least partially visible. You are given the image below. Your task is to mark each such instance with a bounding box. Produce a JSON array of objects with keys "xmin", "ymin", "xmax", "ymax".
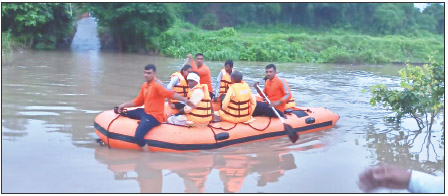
[{"xmin": 94, "ymin": 100, "xmax": 339, "ymax": 152}]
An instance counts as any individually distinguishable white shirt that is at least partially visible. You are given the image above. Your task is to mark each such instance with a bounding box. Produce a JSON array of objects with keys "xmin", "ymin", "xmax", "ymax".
[
  {"xmin": 408, "ymin": 170, "xmax": 444, "ymax": 193},
  {"xmin": 183, "ymin": 86, "xmax": 205, "ymax": 113},
  {"xmin": 214, "ymin": 70, "xmax": 223, "ymax": 96},
  {"xmin": 166, "ymin": 76, "xmax": 185, "ymax": 104},
  {"xmin": 166, "ymin": 76, "xmax": 180, "ymax": 90}
]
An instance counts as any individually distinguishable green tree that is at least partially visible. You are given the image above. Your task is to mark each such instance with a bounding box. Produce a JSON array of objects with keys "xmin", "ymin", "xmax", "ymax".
[
  {"xmin": 171, "ymin": 3, "xmax": 443, "ymax": 36},
  {"xmin": 199, "ymin": 13, "xmax": 218, "ymax": 30},
  {"xmin": 177, "ymin": 3, "xmax": 209, "ymax": 25},
  {"xmin": 423, "ymin": 3, "xmax": 444, "ymax": 34},
  {"xmin": 369, "ymin": 57, "xmax": 444, "ymax": 132},
  {"xmin": 372, "ymin": 4, "xmax": 405, "ymax": 34},
  {"xmin": 83, "ymin": 3, "xmax": 175, "ymax": 52},
  {"xmin": 416, "ymin": 14, "xmax": 437, "ymax": 33},
  {"xmin": 1, "ymin": 3, "xmax": 73, "ymax": 50}
]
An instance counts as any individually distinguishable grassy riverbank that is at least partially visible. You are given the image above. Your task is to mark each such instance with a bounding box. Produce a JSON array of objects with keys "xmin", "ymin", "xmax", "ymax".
[{"xmin": 155, "ymin": 22, "xmax": 444, "ymax": 64}]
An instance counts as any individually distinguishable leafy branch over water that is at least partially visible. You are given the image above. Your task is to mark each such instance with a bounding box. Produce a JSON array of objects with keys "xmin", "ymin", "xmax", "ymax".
[{"xmin": 369, "ymin": 57, "xmax": 444, "ymax": 134}]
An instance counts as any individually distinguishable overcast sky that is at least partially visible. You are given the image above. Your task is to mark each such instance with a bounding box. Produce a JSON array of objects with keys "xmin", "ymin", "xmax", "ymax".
[{"xmin": 414, "ymin": 3, "xmax": 428, "ymax": 12}]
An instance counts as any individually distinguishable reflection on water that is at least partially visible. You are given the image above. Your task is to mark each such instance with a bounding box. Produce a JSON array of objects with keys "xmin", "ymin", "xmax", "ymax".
[
  {"xmin": 365, "ymin": 114, "xmax": 445, "ymax": 175},
  {"xmin": 1, "ymin": 48, "xmax": 444, "ymax": 192},
  {"xmin": 94, "ymin": 135, "xmax": 323, "ymax": 193},
  {"xmin": 71, "ymin": 50, "xmax": 104, "ymax": 90},
  {"xmin": 71, "ymin": 17, "xmax": 100, "ymax": 51}
]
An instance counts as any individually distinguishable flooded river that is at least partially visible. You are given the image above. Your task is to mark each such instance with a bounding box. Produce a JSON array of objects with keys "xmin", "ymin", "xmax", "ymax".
[
  {"xmin": 1, "ymin": 18, "xmax": 444, "ymax": 193},
  {"xmin": 2, "ymin": 49, "xmax": 443, "ymax": 193}
]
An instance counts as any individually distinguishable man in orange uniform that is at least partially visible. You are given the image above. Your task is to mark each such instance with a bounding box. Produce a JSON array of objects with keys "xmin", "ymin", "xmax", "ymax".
[
  {"xmin": 184, "ymin": 53, "xmax": 214, "ymax": 98},
  {"xmin": 252, "ymin": 64, "xmax": 292, "ymax": 118},
  {"xmin": 117, "ymin": 64, "xmax": 193, "ymax": 149}
]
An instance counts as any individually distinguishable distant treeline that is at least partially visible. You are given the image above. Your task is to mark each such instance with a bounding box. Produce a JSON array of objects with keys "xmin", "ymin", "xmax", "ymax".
[
  {"xmin": 1, "ymin": 3, "xmax": 444, "ymax": 64},
  {"xmin": 178, "ymin": 3, "xmax": 444, "ymax": 35}
]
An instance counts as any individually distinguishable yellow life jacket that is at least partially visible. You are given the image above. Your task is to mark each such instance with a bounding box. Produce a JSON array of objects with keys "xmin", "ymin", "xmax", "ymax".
[
  {"xmin": 186, "ymin": 84, "xmax": 212, "ymax": 123},
  {"xmin": 285, "ymin": 96, "xmax": 296, "ymax": 110},
  {"xmin": 220, "ymin": 82, "xmax": 252, "ymax": 123},
  {"xmin": 219, "ymin": 69, "xmax": 232, "ymax": 95},
  {"xmin": 170, "ymin": 72, "xmax": 189, "ymax": 104}
]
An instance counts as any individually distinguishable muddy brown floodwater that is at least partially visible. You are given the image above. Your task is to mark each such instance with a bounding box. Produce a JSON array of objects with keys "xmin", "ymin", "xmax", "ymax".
[{"xmin": 2, "ymin": 47, "xmax": 444, "ymax": 193}]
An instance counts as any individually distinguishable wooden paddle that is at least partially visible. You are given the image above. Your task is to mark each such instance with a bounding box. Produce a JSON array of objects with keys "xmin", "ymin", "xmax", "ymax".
[{"xmin": 254, "ymin": 84, "xmax": 298, "ymax": 143}]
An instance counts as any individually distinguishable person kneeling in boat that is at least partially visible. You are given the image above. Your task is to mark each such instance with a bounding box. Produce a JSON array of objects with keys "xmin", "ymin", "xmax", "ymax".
[
  {"xmin": 167, "ymin": 72, "xmax": 213, "ymax": 126},
  {"xmin": 117, "ymin": 64, "xmax": 194, "ymax": 149},
  {"xmin": 252, "ymin": 64, "xmax": 292, "ymax": 118},
  {"xmin": 213, "ymin": 60, "xmax": 235, "ymax": 106},
  {"xmin": 166, "ymin": 64, "xmax": 193, "ymax": 113},
  {"xmin": 215, "ymin": 71, "xmax": 257, "ymax": 123}
]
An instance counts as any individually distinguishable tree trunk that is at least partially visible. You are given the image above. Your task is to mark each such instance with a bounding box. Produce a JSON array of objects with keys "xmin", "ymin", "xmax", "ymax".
[{"xmin": 117, "ymin": 35, "xmax": 123, "ymax": 52}]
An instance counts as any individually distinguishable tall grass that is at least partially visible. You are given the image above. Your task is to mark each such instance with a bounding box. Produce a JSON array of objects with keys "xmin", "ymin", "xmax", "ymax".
[
  {"xmin": 155, "ymin": 21, "xmax": 444, "ymax": 64},
  {"xmin": 2, "ymin": 31, "xmax": 15, "ymax": 53}
]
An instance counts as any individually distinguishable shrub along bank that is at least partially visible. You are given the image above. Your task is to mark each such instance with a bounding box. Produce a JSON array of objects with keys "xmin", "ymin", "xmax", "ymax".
[{"xmin": 155, "ymin": 22, "xmax": 444, "ymax": 64}]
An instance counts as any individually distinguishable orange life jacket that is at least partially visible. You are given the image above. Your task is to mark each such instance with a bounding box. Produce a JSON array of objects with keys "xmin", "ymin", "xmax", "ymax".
[
  {"xmin": 285, "ymin": 96, "xmax": 296, "ymax": 110},
  {"xmin": 186, "ymin": 84, "xmax": 212, "ymax": 123},
  {"xmin": 219, "ymin": 69, "xmax": 232, "ymax": 95},
  {"xmin": 219, "ymin": 82, "xmax": 253, "ymax": 123},
  {"xmin": 170, "ymin": 72, "xmax": 189, "ymax": 104}
]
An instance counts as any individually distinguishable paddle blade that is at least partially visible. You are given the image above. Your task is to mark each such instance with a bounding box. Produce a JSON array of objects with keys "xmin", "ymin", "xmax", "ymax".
[{"xmin": 284, "ymin": 124, "xmax": 298, "ymax": 143}]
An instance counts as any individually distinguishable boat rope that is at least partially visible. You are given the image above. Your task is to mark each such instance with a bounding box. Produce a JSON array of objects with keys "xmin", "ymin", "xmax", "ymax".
[
  {"xmin": 207, "ymin": 125, "xmax": 219, "ymax": 143},
  {"xmin": 247, "ymin": 117, "xmax": 272, "ymax": 131},
  {"xmin": 208, "ymin": 123, "xmax": 238, "ymax": 131},
  {"xmin": 106, "ymin": 108, "xmax": 126, "ymax": 149}
]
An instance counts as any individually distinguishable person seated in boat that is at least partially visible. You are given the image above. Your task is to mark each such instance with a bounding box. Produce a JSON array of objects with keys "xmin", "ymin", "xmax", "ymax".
[
  {"xmin": 166, "ymin": 64, "xmax": 193, "ymax": 113},
  {"xmin": 252, "ymin": 64, "xmax": 292, "ymax": 118},
  {"xmin": 262, "ymin": 75, "xmax": 296, "ymax": 113},
  {"xmin": 215, "ymin": 71, "xmax": 257, "ymax": 123},
  {"xmin": 117, "ymin": 64, "xmax": 194, "ymax": 150},
  {"xmin": 183, "ymin": 53, "xmax": 214, "ymax": 99},
  {"xmin": 167, "ymin": 72, "xmax": 213, "ymax": 126},
  {"xmin": 213, "ymin": 60, "xmax": 235, "ymax": 105}
]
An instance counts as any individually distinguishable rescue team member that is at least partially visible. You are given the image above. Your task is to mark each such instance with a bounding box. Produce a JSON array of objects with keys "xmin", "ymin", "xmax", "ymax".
[
  {"xmin": 252, "ymin": 64, "xmax": 292, "ymax": 118},
  {"xmin": 217, "ymin": 71, "xmax": 257, "ymax": 123},
  {"xmin": 262, "ymin": 76, "xmax": 296, "ymax": 113},
  {"xmin": 184, "ymin": 53, "xmax": 214, "ymax": 98},
  {"xmin": 167, "ymin": 72, "xmax": 213, "ymax": 126},
  {"xmin": 117, "ymin": 64, "xmax": 194, "ymax": 149},
  {"xmin": 213, "ymin": 60, "xmax": 234, "ymax": 103},
  {"xmin": 166, "ymin": 64, "xmax": 193, "ymax": 113}
]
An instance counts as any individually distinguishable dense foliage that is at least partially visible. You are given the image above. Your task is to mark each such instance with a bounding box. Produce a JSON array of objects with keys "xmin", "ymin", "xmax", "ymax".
[
  {"xmin": 2, "ymin": 2, "xmax": 444, "ymax": 64},
  {"xmin": 174, "ymin": 3, "xmax": 444, "ymax": 36},
  {"xmin": 155, "ymin": 21, "xmax": 443, "ymax": 64},
  {"xmin": 1, "ymin": 3, "xmax": 73, "ymax": 50},
  {"xmin": 369, "ymin": 57, "xmax": 444, "ymax": 132},
  {"xmin": 79, "ymin": 3, "xmax": 175, "ymax": 52}
]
